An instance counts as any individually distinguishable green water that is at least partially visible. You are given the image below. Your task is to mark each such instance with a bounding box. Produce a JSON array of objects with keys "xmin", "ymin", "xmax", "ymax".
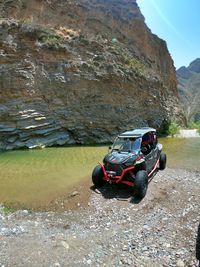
[
  {"xmin": 160, "ymin": 137, "xmax": 200, "ymax": 171},
  {"xmin": 0, "ymin": 146, "xmax": 107, "ymax": 208},
  {"xmin": 0, "ymin": 138, "xmax": 199, "ymax": 208}
]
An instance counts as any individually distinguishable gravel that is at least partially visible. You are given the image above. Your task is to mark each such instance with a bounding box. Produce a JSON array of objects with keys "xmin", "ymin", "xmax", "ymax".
[{"xmin": 0, "ymin": 168, "xmax": 199, "ymax": 267}]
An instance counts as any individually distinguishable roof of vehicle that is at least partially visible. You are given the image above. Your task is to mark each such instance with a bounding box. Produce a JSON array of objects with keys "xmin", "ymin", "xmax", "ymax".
[{"xmin": 118, "ymin": 127, "xmax": 156, "ymax": 138}]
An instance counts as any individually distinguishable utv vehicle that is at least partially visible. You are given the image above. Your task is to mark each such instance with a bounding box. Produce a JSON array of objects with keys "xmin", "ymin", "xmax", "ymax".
[{"xmin": 92, "ymin": 127, "xmax": 166, "ymax": 199}]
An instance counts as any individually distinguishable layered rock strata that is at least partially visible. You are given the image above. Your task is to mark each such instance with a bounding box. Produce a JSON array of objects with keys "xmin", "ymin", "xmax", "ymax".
[{"xmin": 0, "ymin": 0, "xmax": 184, "ymax": 149}]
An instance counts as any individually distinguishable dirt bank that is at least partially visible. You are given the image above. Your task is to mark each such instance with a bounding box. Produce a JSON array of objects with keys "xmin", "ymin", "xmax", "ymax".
[{"xmin": 0, "ymin": 168, "xmax": 199, "ymax": 267}]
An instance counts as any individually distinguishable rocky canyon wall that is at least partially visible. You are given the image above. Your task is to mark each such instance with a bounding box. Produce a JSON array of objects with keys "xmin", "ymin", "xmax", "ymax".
[{"xmin": 0, "ymin": 0, "xmax": 184, "ymax": 149}]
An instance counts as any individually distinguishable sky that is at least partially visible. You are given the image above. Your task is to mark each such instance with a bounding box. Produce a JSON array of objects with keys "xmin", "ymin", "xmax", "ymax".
[{"xmin": 137, "ymin": 0, "xmax": 200, "ymax": 69}]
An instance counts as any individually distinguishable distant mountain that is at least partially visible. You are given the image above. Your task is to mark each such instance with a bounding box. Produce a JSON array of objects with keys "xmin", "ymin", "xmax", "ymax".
[{"xmin": 177, "ymin": 59, "xmax": 200, "ymax": 122}]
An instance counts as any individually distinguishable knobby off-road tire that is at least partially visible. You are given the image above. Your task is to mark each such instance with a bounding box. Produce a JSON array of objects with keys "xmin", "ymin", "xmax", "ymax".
[
  {"xmin": 92, "ymin": 165, "xmax": 105, "ymax": 188},
  {"xmin": 196, "ymin": 223, "xmax": 200, "ymax": 261},
  {"xmin": 134, "ymin": 170, "xmax": 148, "ymax": 199},
  {"xmin": 159, "ymin": 153, "xmax": 167, "ymax": 170}
]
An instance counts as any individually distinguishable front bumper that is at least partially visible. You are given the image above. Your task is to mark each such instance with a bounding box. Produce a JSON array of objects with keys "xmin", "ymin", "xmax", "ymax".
[
  {"xmin": 99, "ymin": 162, "xmax": 135, "ymax": 187},
  {"xmin": 98, "ymin": 157, "xmax": 160, "ymax": 187}
]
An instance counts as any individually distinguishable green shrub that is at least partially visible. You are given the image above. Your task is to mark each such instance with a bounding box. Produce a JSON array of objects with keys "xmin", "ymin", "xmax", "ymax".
[
  {"xmin": 187, "ymin": 120, "xmax": 200, "ymax": 134},
  {"xmin": 2, "ymin": 205, "xmax": 15, "ymax": 214},
  {"xmin": 168, "ymin": 121, "xmax": 180, "ymax": 137},
  {"xmin": 196, "ymin": 123, "xmax": 200, "ymax": 134},
  {"xmin": 187, "ymin": 121, "xmax": 197, "ymax": 129},
  {"xmin": 40, "ymin": 35, "xmax": 62, "ymax": 49},
  {"xmin": 157, "ymin": 120, "xmax": 171, "ymax": 136},
  {"xmin": 123, "ymin": 55, "xmax": 145, "ymax": 72}
]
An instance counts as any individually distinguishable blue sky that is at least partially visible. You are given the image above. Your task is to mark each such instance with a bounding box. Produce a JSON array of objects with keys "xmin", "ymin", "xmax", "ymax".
[{"xmin": 137, "ymin": 0, "xmax": 200, "ymax": 69}]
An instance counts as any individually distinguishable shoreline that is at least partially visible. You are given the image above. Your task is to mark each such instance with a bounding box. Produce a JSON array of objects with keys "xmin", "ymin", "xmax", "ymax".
[{"xmin": 177, "ymin": 129, "xmax": 200, "ymax": 138}]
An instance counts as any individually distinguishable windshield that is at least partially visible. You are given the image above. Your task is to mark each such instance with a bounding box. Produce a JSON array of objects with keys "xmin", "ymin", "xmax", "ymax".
[{"xmin": 112, "ymin": 137, "xmax": 141, "ymax": 153}]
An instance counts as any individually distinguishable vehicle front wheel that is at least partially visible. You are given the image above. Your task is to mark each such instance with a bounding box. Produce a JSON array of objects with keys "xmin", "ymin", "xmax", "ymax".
[
  {"xmin": 133, "ymin": 170, "xmax": 148, "ymax": 199},
  {"xmin": 92, "ymin": 165, "xmax": 105, "ymax": 187},
  {"xmin": 159, "ymin": 153, "xmax": 167, "ymax": 170}
]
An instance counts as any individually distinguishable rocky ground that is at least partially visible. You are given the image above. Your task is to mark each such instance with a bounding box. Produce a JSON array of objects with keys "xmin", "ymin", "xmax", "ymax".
[{"xmin": 0, "ymin": 168, "xmax": 199, "ymax": 267}]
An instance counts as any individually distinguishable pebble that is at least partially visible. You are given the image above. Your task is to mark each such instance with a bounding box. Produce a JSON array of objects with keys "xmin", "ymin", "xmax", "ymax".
[
  {"xmin": 70, "ymin": 191, "xmax": 79, "ymax": 197},
  {"xmin": 176, "ymin": 259, "xmax": 185, "ymax": 267},
  {"xmin": 86, "ymin": 259, "xmax": 92, "ymax": 265},
  {"xmin": 60, "ymin": 241, "xmax": 69, "ymax": 250},
  {"xmin": 22, "ymin": 210, "xmax": 29, "ymax": 215}
]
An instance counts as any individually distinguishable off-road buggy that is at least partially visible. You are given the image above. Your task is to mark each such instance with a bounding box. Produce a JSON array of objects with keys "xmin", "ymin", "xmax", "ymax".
[{"xmin": 92, "ymin": 127, "xmax": 166, "ymax": 199}]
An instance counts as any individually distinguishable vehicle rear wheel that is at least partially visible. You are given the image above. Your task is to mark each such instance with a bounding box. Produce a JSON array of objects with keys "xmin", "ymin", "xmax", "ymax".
[
  {"xmin": 92, "ymin": 165, "xmax": 105, "ymax": 187},
  {"xmin": 133, "ymin": 170, "xmax": 148, "ymax": 199},
  {"xmin": 159, "ymin": 153, "xmax": 167, "ymax": 170}
]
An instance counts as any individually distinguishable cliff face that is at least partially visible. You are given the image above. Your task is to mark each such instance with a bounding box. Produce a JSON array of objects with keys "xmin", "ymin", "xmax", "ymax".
[
  {"xmin": 177, "ymin": 59, "xmax": 200, "ymax": 122},
  {"xmin": 0, "ymin": 0, "xmax": 183, "ymax": 150}
]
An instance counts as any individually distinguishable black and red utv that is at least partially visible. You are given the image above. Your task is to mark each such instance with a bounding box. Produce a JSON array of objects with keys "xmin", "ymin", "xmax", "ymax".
[{"xmin": 92, "ymin": 127, "xmax": 166, "ymax": 199}]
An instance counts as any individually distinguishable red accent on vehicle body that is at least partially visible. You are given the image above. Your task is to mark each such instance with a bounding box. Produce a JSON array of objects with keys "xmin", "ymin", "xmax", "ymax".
[
  {"xmin": 98, "ymin": 162, "xmax": 135, "ymax": 186},
  {"xmin": 135, "ymin": 155, "xmax": 144, "ymax": 161},
  {"xmin": 148, "ymin": 158, "xmax": 159, "ymax": 177}
]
